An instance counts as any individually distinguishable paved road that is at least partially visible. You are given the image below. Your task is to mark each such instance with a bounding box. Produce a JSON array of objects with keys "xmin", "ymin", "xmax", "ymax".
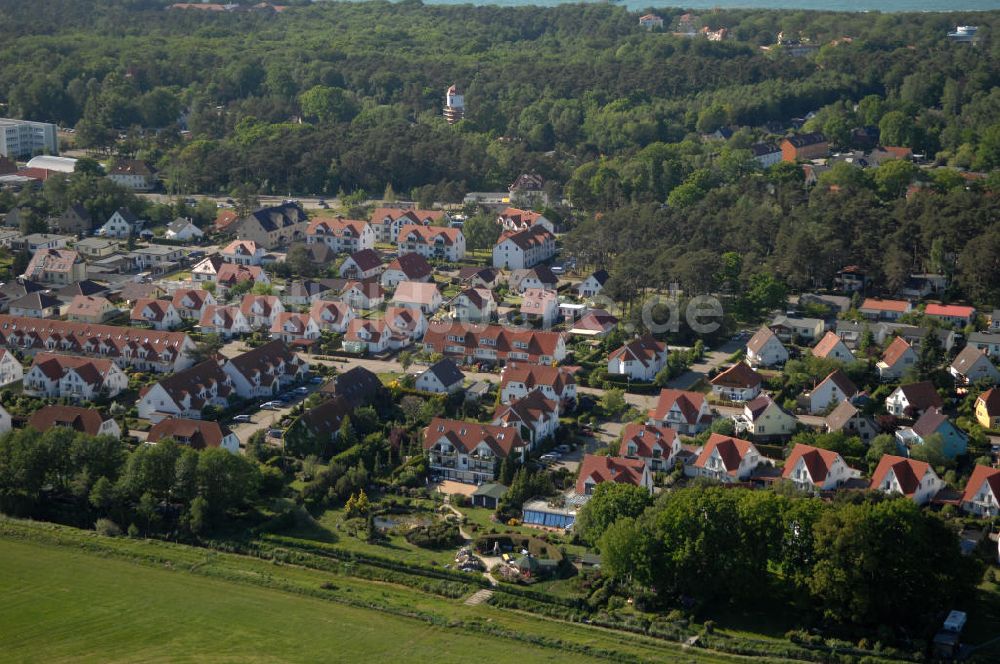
[{"xmin": 139, "ymin": 192, "xmax": 340, "ymax": 211}]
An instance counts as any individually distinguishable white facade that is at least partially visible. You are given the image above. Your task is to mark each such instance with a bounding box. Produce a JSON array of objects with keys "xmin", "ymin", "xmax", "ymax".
[
  {"xmin": 492, "ymin": 230, "xmax": 556, "ymax": 270},
  {"xmin": 0, "ymin": 118, "xmax": 57, "ymax": 158},
  {"xmin": 24, "ymin": 360, "xmax": 128, "ymax": 401},
  {"xmin": 746, "ymin": 332, "xmax": 789, "ymax": 368},
  {"xmin": 397, "ymin": 226, "xmax": 466, "ymax": 262},
  {"xmin": 98, "ymin": 211, "xmax": 138, "ymax": 239},
  {"xmin": 165, "ymin": 221, "xmax": 204, "ymax": 241},
  {"xmin": 0, "ymin": 350, "xmax": 24, "ymax": 387}
]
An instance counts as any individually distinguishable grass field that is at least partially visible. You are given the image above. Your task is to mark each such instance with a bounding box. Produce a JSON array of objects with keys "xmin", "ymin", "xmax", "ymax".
[{"xmin": 0, "ymin": 538, "xmax": 594, "ymax": 664}]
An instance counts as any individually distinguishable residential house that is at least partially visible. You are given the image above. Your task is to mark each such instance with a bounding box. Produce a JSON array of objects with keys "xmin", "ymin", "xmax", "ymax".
[
  {"xmin": 886, "ymin": 381, "xmax": 943, "ymax": 418},
  {"xmin": 619, "ymin": 422, "xmax": 682, "ymax": 473},
  {"xmin": 9, "ymin": 292, "xmax": 61, "ymax": 318},
  {"xmin": 869, "ymin": 455, "xmax": 943, "ymax": 505},
  {"xmin": 968, "ymin": 331, "xmax": 1000, "ymax": 361},
  {"xmin": 770, "ymin": 315, "xmax": 825, "ymax": 343},
  {"xmin": 318, "ymin": 366, "xmax": 383, "ymax": 408},
  {"xmin": 0, "ymin": 315, "xmax": 195, "ymax": 373},
  {"xmin": 0, "ymin": 280, "xmax": 46, "ymax": 313},
  {"xmin": 780, "ymin": 132, "xmax": 829, "ymax": 161},
  {"xmin": 73, "ymin": 237, "xmax": 118, "ymax": 260},
  {"xmin": 108, "ymin": 159, "xmax": 155, "ymax": 191},
  {"xmin": 0, "ymin": 348, "xmax": 23, "ymax": 387},
  {"xmin": 191, "ymin": 255, "xmax": 225, "ymax": 284},
  {"xmin": 222, "ymin": 340, "xmax": 308, "ymax": 399},
  {"xmin": 422, "ymin": 322, "xmax": 567, "ymax": 366},
  {"xmin": 458, "ymin": 266, "xmax": 501, "ymax": 290},
  {"xmin": 97, "ymin": 208, "xmax": 141, "ymax": 238},
  {"xmin": 508, "ymin": 173, "xmax": 550, "ymax": 207},
  {"xmin": 392, "ymin": 281, "xmax": 442, "ymax": 315},
  {"xmin": 689, "ymin": 434, "xmax": 763, "ymax": 482},
  {"xmin": 896, "ymin": 408, "xmax": 968, "ymax": 459},
  {"xmin": 306, "ymin": 217, "xmax": 375, "ymax": 254},
  {"xmin": 415, "ymin": 358, "xmax": 465, "ymax": 394},
  {"xmin": 782, "ymin": 443, "xmax": 861, "ymax": 491},
  {"xmin": 15, "ymin": 234, "xmax": 70, "ymax": 253},
  {"xmin": 240, "ymin": 294, "xmax": 284, "ymax": 330},
  {"xmin": 496, "ymin": 207, "xmax": 555, "ymax": 234},
  {"xmin": 28, "ymin": 405, "xmax": 121, "ymax": 438},
  {"xmin": 877, "ymin": 337, "xmax": 917, "ymax": 381},
  {"xmin": 736, "ymin": 394, "xmax": 797, "ymax": 439},
  {"xmin": 198, "ymin": 304, "xmax": 251, "ymax": 338},
  {"xmin": 520, "ymin": 288, "xmax": 559, "ymax": 328},
  {"xmin": 423, "ymin": 417, "xmax": 527, "ymax": 484},
  {"xmin": 270, "ymin": 312, "xmax": 321, "ymax": 344},
  {"xmin": 146, "ymin": 417, "xmax": 239, "ymax": 454},
  {"xmin": 860, "ymin": 298, "xmax": 912, "ymax": 321},
  {"xmin": 746, "ymin": 327, "xmax": 789, "ymax": 368},
  {"xmin": 709, "ymin": 362, "xmax": 762, "ymax": 402},
  {"xmin": 281, "ymin": 280, "xmax": 330, "ymax": 307},
  {"xmin": 492, "ymin": 226, "xmax": 556, "ymax": 270},
  {"xmin": 925, "ymin": 303, "xmax": 976, "ymax": 328},
  {"xmin": 961, "ymin": 465, "xmax": 1000, "ymax": 517},
  {"xmin": 751, "ymin": 142, "xmax": 783, "ymax": 168},
  {"xmin": 339, "ymin": 249, "xmax": 384, "ymax": 280},
  {"xmin": 824, "ymin": 400, "xmax": 878, "ymax": 442},
  {"xmin": 24, "ymin": 352, "xmax": 128, "ymax": 400},
  {"xmin": 138, "ymin": 358, "xmax": 234, "ymax": 422},
  {"xmin": 576, "ymin": 454, "xmax": 653, "ymax": 497},
  {"xmin": 130, "ymin": 245, "xmax": 185, "ymax": 273},
  {"xmin": 130, "ymin": 298, "xmax": 181, "ymax": 331},
  {"xmin": 343, "ymin": 319, "xmax": 390, "ymax": 354},
  {"xmin": 975, "ymin": 388, "xmax": 1000, "ymax": 430},
  {"xmin": 229, "ymin": 203, "xmax": 308, "ymax": 249},
  {"xmin": 448, "ymin": 287, "xmax": 496, "ymax": 323},
  {"xmin": 500, "ymin": 363, "xmax": 576, "ymax": 406},
  {"xmin": 342, "ymin": 279, "xmax": 385, "ymax": 310},
  {"xmin": 812, "ymin": 330, "xmax": 855, "ymax": 362},
  {"xmin": 50, "ymin": 204, "xmax": 92, "ymax": 235},
  {"xmin": 164, "ymin": 218, "xmax": 204, "ymax": 241},
  {"xmin": 570, "ymin": 309, "xmax": 618, "ymax": 338},
  {"xmin": 607, "ymin": 335, "xmax": 667, "ymax": 381},
  {"xmin": 171, "ymin": 289, "xmax": 216, "ymax": 321},
  {"xmin": 381, "ymin": 252, "xmax": 433, "ymax": 289},
  {"xmin": 221, "ymin": 239, "xmax": 265, "ymax": 266},
  {"xmin": 804, "ymin": 370, "xmax": 858, "ymax": 415},
  {"xmin": 397, "ymin": 224, "xmax": 466, "ymax": 262},
  {"xmin": 370, "ymin": 207, "xmax": 445, "ymax": 243},
  {"xmin": 576, "ymin": 270, "xmax": 609, "ymax": 299},
  {"xmin": 23, "ymin": 248, "xmax": 87, "ymax": 284},
  {"xmin": 648, "ymin": 388, "xmax": 712, "ymax": 435},
  {"xmin": 949, "ymin": 346, "xmax": 1000, "ymax": 385},
  {"xmin": 509, "ymin": 266, "xmax": 558, "ymax": 294},
  {"xmin": 383, "ymin": 306, "xmax": 427, "ymax": 348},
  {"xmin": 639, "ymin": 13, "xmax": 664, "ymax": 28},
  {"xmin": 308, "ymin": 299, "xmax": 355, "ymax": 334},
  {"xmin": 493, "ymin": 389, "xmax": 560, "ymax": 447}
]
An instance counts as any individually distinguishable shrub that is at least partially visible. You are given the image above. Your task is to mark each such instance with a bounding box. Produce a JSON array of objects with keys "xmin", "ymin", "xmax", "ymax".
[
  {"xmin": 94, "ymin": 518, "xmax": 121, "ymax": 537},
  {"xmin": 405, "ymin": 521, "xmax": 462, "ymax": 549}
]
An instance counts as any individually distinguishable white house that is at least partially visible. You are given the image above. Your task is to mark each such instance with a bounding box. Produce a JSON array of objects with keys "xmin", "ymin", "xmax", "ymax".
[
  {"xmin": 380, "ymin": 253, "xmax": 433, "ymax": 289},
  {"xmin": 24, "ymin": 353, "xmax": 128, "ymax": 401},
  {"xmin": 171, "ymin": 288, "xmax": 216, "ymax": 321},
  {"xmin": 811, "ymin": 331, "xmax": 855, "ymax": 362},
  {"xmin": 576, "ymin": 454, "xmax": 653, "ymax": 496},
  {"xmin": 746, "ymin": 327, "xmax": 789, "ymax": 368},
  {"xmin": 308, "ymin": 300, "xmax": 355, "ymax": 334},
  {"xmin": 492, "ymin": 226, "xmax": 556, "ymax": 270},
  {"xmin": 0, "ymin": 348, "xmax": 24, "ymax": 387},
  {"xmin": 961, "ymin": 465, "xmax": 1000, "ymax": 517},
  {"xmin": 492, "ymin": 389, "xmax": 560, "ymax": 448},
  {"xmin": 97, "ymin": 208, "xmax": 141, "ymax": 238},
  {"xmin": 221, "ymin": 340, "xmax": 308, "ymax": 399},
  {"xmin": 342, "ymin": 280, "xmax": 385, "ymax": 310},
  {"xmin": 804, "ymin": 370, "xmax": 857, "ymax": 415},
  {"xmin": 519, "ymin": 288, "xmax": 559, "ymax": 328},
  {"xmin": 709, "ymin": 362, "xmax": 762, "ymax": 402},
  {"xmin": 415, "ymin": 358, "xmax": 465, "ymax": 394},
  {"xmin": 423, "ymin": 417, "xmax": 526, "ymax": 484},
  {"xmin": 448, "ymin": 287, "xmax": 496, "ymax": 323},
  {"xmin": 499, "ymin": 363, "xmax": 576, "ymax": 406},
  {"xmin": 688, "ymin": 434, "xmax": 763, "ymax": 483},
  {"xmin": 221, "ymin": 240, "xmax": 266, "ymax": 266},
  {"xmin": 735, "ymin": 394, "xmax": 797, "ymax": 439},
  {"xmin": 397, "ymin": 224, "xmax": 465, "ymax": 262},
  {"xmin": 607, "ymin": 334, "xmax": 667, "ymax": 381},
  {"xmin": 885, "ymin": 381, "xmax": 942, "ymax": 418},
  {"xmin": 383, "ymin": 306, "xmax": 427, "ymax": 348},
  {"xmin": 240, "ymin": 294, "xmax": 285, "ymax": 330},
  {"xmin": 146, "ymin": 417, "xmax": 240, "ymax": 454},
  {"xmin": 270, "ymin": 312, "xmax": 322, "ymax": 344},
  {"xmin": 339, "ymin": 248, "xmax": 384, "ymax": 280},
  {"xmin": 782, "ymin": 443, "xmax": 860, "ymax": 491},
  {"xmin": 576, "ymin": 270, "xmax": 609, "ymax": 299},
  {"xmin": 648, "ymin": 388, "xmax": 712, "ymax": 435},
  {"xmin": 198, "ymin": 305, "xmax": 251, "ymax": 338},
  {"xmin": 870, "ymin": 455, "xmax": 943, "ymax": 505},
  {"xmin": 138, "ymin": 359, "xmax": 234, "ymax": 422},
  {"xmin": 392, "ymin": 281, "xmax": 442, "ymax": 315},
  {"xmin": 130, "ymin": 298, "xmax": 182, "ymax": 331},
  {"xmin": 876, "ymin": 337, "xmax": 917, "ymax": 381},
  {"xmin": 618, "ymin": 422, "xmax": 681, "ymax": 474},
  {"xmin": 343, "ymin": 319, "xmax": 390, "ymax": 354},
  {"xmin": 165, "ymin": 218, "xmax": 204, "ymax": 242},
  {"xmin": 949, "ymin": 346, "xmax": 1000, "ymax": 385},
  {"xmin": 306, "ymin": 218, "xmax": 375, "ymax": 254}
]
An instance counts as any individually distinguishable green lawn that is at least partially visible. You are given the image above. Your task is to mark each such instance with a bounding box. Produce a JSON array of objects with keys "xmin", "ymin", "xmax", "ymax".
[{"xmin": 0, "ymin": 538, "xmax": 589, "ymax": 663}]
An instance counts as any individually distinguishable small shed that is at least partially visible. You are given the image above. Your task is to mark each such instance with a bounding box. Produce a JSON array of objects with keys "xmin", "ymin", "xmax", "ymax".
[{"xmin": 471, "ymin": 482, "xmax": 507, "ymax": 510}]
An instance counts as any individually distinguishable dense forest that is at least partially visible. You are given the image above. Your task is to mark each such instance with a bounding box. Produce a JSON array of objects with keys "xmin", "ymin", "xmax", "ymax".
[{"xmin": 1, "ymin": 0, "xmax": 998, "ymax": 307}]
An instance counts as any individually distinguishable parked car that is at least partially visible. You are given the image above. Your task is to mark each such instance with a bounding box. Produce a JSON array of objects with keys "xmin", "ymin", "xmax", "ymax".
[
  {"xmin": 261, "ymin": 401, "xmax": 282, "ymax": 409},
  {"xmin": 309, "ymin": 376, "xmax": 325, "ymax": 384},
  {"xmin": 294, "ymin": 386, "xmax": 310, "ymax": 394},
  {"xmin": 233, "ymin": 414, "xmax": 253, "ymax": 423},
  {"xmin": 555, "ymin": 444, "xmax": 571, "ymax": 454},
  {"xmin": 267, "ymin": 429, "xmax": 283, "ymax": 439},
  {"xmin": 540, "ymin": 453, "xmax": 559, "ymax": 463}
]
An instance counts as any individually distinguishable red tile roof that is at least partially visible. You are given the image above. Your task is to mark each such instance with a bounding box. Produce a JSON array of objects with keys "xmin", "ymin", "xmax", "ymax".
[
  {"xmin": 619, "ymin": 422, "xmax": 677, "ymax": 458},
  {"xmin": 746, "ymin": 326, "xmax": 779, "ymax": 354},
  {"xmin": 861, "ymin": 298, "xmax": 910, "ymax": 313},
  {"xmin": 649, "ymin": 388, "xmax": 707, "ymax": 424},
  {"xmin": 609, "ymin": 334, "xmax": 665, "ymax": 367},
  {"xmin": 925, "ymin": 303, "xmax": 975, "ymax": 319},
  {"xmin": 500, "ymin": 363, "xmax": 574, "ymax": 395},
  {"xmin": 424, "ymin": 417, "xmax": 524, "ymax": 457},
  {"xmin": 782, "ymin": 443, "xmax": 847, "ymax": 485},
  {"xmin": 575, "ymin": 454, "xmax": 647, "ymax": 495},
  {"xmin": 881, "ymin": 336, "xmax": 914, "ymax": 366},
  {"xmin": 962, "ymin": 465, "xmax": 1000, "ymax": 505},
  {"xmin": 812, "ymin": 331, "xmax": 849, "ymax": 359},
  {"xmin": 869, "ymin": 455, "xmax": 932, "ymax": 496},
  {"xmin": 28, "ymin": 405, "xmax": 112, "ymax": 437},
  {"xmin": 147, "ymin": 417, "xmax": 231, "ymax": 450},
  {"xmin": 693, "ymin": 434, "xmax": 758, "ymax": 475},
  {"xmin": 710, "ymin": 362, "xmax": 762, "ymax": 389},
  {"xmin": 398, "ymin": 224, "xmax": 461, "ymax": 246},
  {"xmin": 977, "ymin": 388, "xmax": 1000, "ymax": 417}
]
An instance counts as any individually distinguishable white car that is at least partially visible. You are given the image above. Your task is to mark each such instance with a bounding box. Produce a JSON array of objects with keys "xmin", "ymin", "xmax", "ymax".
[{"xmin": 260, "ymin": 401, "xmax": 283, "ymax": 410}]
